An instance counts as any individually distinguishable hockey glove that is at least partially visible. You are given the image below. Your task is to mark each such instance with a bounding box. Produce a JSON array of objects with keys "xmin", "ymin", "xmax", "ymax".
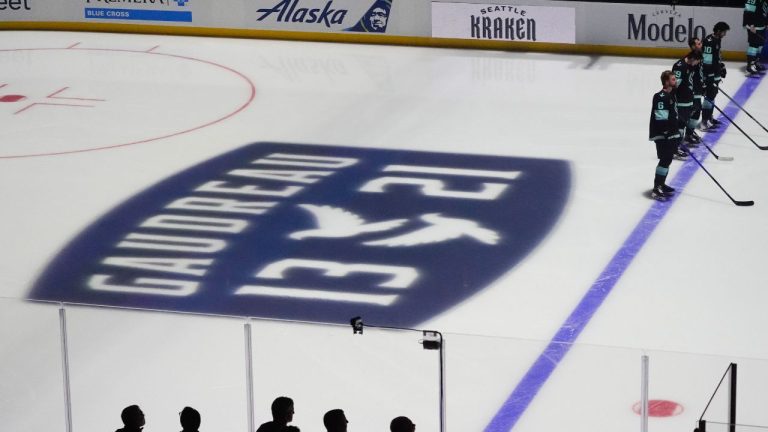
[{"xmin": 719, "ymin": 63, "xmax": 727, "ymax": 78}]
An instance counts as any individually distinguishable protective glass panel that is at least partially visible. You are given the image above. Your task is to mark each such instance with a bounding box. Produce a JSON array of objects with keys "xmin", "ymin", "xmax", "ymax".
[
  {"xmin": 0, "ymin": 298, "xmax": 66, "ymax": 432},
  {"xmin": 65, "ymin": 305, "xmax": 248, "ymax": 432},
  {"xmin": 733, "ymin": 359, "xmax": 768, "ymax": 426},
  {"xmin": 641, "ymin": 350, "xmax": 736, "ymax": 432},
  {"xmin": 443, "ymin": 333, "xmax": 641, "ymax": 432},
  {"xmin": 705, "ymin": 422, "xmax": 768, "ymax": 432},
  {"xmin": 676, "ymin": 353, "xmax": 768, "ymax": 428},
  {"xmin": 249, "ymin": 319, "xmax": 440, "ymax": 431}
]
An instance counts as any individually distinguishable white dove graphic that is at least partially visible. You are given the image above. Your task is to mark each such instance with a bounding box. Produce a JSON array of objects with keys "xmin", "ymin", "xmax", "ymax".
[
  {"xmin": 289, "ymin": 204, "xmax": 408, "ymax": 240},
  {"xmin": 363, "ymin": 213, "xmax": 500, "ymax": 247}
]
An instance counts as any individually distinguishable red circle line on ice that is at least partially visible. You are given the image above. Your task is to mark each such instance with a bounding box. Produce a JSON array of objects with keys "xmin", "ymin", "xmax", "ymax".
[
  {"xmin": 0, "ymin": 46, "xmax": 256, "ymax": 159},
  {"xmin": 632, "ymin": 400, "xmax": 684, "ymax": 417}
]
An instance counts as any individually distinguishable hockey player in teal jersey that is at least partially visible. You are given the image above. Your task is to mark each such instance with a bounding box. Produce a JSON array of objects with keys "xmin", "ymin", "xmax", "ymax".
[
  {"xmin": 701, "ymin": 22, "xmax": 730, "ymax": 131},
  {"xmin": 687, "ymin": 37, "xmax": 705, "ymax": 144},
  {"xmin": 744, "ymin": 0, "xmax": 768, "ymax": 74},
  {"xmin": 649, "ymin": 71, "xmax": 682, "ymax": 201},
  {"xmin": 672, "ymin": 50, "xmax": 703, "ymax": 152}
]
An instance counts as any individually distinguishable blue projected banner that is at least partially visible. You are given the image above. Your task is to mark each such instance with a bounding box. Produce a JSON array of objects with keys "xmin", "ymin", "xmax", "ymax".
[
  {"xmin": 84, "ymin": 8, "xmax": 192, "ymax": 22},
  {"xmin": 31, "ymin": 143, "xmax": 570, "ymax": 327}
]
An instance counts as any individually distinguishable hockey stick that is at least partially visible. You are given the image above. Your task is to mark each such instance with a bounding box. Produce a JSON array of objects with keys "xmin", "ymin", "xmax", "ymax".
[
  {"xmin": 717, "ymin": 86, "xmax": 768, "ymax": 134},
  {"xmin": 706, "ymin": 98, "xmax": 768, "ymax": 150},
  {"xmin": 681, "ymin": 147, "xmax": 754, "ymax": 206},
  {"xmin": 700, "ymin": 141, "xmax": 734, "ymax": 161}
]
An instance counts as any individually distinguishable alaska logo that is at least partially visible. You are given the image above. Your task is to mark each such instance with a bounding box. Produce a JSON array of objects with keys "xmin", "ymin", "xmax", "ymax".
[
  {"xmin": 257, "ymin": 0, "xmax": 349, "ymax": 27},
  {"xmin": 256, "ymin": 0, "xmax": 393, "ymax": 32},
  {"xmin": 30, "ymin": 143, "xmax": 570, "ymax": 327},
  {"xmin": 345, "ymin": 0, "xmax": 391, "ymax": 33}
]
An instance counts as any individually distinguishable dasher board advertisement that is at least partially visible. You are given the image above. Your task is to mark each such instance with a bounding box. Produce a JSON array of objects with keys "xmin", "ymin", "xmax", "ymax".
[{"xmin": 431, "ymin": 2, "xmax": 576, "ymax": 44}]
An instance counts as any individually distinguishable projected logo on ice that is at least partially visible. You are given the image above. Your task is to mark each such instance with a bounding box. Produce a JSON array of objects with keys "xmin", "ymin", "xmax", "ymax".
[{"xmin": 31, "ymin": 143, "xmax": 570, "ymax": 326}]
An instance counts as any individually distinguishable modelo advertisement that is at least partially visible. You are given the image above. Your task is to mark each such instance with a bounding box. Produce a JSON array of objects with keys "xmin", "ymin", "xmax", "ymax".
[
  {"xmin": 431, "ymin": 2, "xmax": 576, "ymax": 44},
  {"xmin": 579, "ymin": 3, "xmax": 743, "ymax": 50}
]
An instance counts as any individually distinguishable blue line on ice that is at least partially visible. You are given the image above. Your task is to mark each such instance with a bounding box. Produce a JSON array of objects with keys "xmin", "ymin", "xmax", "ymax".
[{"xmin": 485, "ymin": 73, "xmax": 764, "ymax": 432}]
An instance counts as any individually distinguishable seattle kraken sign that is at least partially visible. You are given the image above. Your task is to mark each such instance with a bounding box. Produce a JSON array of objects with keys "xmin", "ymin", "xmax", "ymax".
[{"xmin": 31, "ymin": 143, "xmax": 570, "ymax": 326}]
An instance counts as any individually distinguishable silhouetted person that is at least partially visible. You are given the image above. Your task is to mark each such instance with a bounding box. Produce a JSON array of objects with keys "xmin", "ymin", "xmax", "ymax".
[
  {"xmin": 323, "ymin": 409, "xmax": 348, "ymax": 432},
  {"xmin": 256, "ymin": 396, "xmax": 295, "ymax": 432},
  {"xmin": 116, "ymin": 405, "xmax": 145, "ymax": 432},
  {"xmin": 390, "ymin": 416, "xmax": 415, "ymax": 432},
  {"xmin": 180, "ymin": 406, "xmax": 201, "ymax": 432}
]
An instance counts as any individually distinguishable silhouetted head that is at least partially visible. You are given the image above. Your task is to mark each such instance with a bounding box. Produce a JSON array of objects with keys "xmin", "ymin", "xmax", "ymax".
[
  {"xmin": 685, "ymin": 50, "xmax": 702, "ymax": 66},
  {"xmin": 688, "ymin": 37, "xmax": 702, "ymax": 52},
  {"xmin": 661, "ymin": 70, "xmax": 676, "ymax": 90},
  {"xmin": 180, "ymin": 406, "xmax": 201, "ymax": 431},
  {"xmin": 323, "ymin": 409, "xmax": 348, "ymax": 432},
  {"xmin": 390, "ymin": 416, "xmax": 415, "ymax": 432},
  {"xmin": 271, "ymin": 396, "xmax": 294, "ymax": 424},
  {"xmin": 121, "ymin": 405, "xmax": 145, "ymax": 430},
  {"xmin": 713, "ymin": 21, "xmax": 730, "ymax": 38}
]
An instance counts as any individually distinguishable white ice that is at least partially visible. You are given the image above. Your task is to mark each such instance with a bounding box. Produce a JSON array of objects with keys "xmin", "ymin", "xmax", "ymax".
[{"xmin": 2, "ymin": 31, "xmax": 768, "ymax": 432}]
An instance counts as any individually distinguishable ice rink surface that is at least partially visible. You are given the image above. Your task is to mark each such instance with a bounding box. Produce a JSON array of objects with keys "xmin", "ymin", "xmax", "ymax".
[{"xmin": 2, "ymin": 31, "xmax": 768, "ymax": 432}]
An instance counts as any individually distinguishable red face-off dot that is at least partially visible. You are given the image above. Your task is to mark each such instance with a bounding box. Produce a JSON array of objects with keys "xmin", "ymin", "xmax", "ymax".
[
  {"xmin": 632, "ymin": 400, "xmax": 684, "ymax": 417},
  {"xmin": 0, "ymin": 95, "xmax": 26, "ymax": 102}
]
